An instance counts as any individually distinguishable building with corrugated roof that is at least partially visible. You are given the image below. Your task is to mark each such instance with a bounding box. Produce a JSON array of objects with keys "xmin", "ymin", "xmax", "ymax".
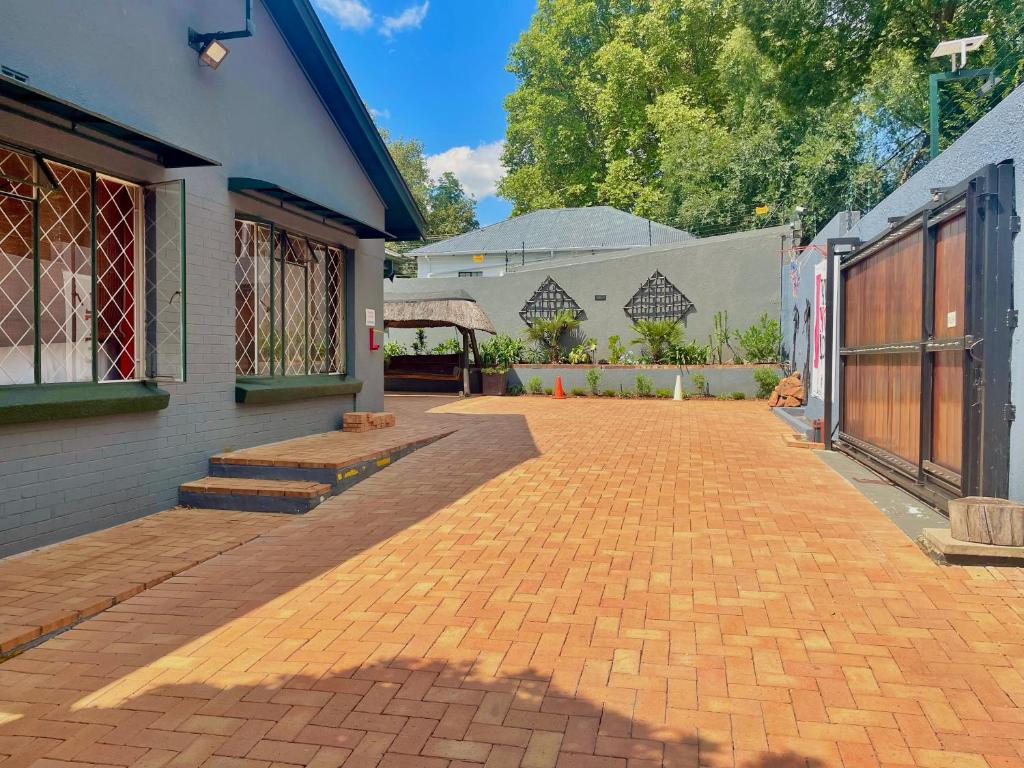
[{"xmin": 410, "ymin": 206, "xmax": 692, "ymax": 277}]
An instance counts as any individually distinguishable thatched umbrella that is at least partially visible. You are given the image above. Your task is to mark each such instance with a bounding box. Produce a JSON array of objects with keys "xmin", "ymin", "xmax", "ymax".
[
  {"xmin": 383, "ymin": 290, "xmax": 496, "ymax": 334},
  {"xmin": 383, "ymin": 290, "xmax": 496, "ymax": 395}
]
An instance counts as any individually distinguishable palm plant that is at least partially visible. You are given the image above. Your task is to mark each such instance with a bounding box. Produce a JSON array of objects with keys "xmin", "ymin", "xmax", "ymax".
[
  {"xmin": 631, "ymin": 319, "xmax": 682, "ymax": 363},
  {"xmin": 523, "ymin": 310, "xmax": 581, "ymax": 363}
]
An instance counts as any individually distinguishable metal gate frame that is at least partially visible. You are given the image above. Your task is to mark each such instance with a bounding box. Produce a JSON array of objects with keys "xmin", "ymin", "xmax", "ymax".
[{"xmin": 826, "ymin": 161, "xmax": 1017, "ymax": 511}]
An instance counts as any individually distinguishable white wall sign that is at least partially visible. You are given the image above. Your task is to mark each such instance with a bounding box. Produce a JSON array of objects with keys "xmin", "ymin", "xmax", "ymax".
[{"xmin": 365, "ymin": 308, "xmax": 376, "ymax": 327}]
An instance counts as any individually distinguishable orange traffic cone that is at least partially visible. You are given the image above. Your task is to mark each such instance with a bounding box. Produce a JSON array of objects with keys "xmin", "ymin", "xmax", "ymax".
[{"xmin": 552, "ymin": 376, "xmax": 566, "ymax": 400}]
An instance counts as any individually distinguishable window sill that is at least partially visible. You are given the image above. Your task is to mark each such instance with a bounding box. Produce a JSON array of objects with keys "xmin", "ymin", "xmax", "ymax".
[
  {"xmin": 235, "ymin": 375, "xmax": 363, "ymax": 405},
  {"xmin": 0, "ymin": 381, "xmax": 170, "ymax": 426}
]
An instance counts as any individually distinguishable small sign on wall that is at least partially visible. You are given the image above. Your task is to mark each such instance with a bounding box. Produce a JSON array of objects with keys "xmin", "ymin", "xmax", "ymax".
[
  {"xmin": 947, "ymin": 311, "xmax": 957, "ymax": 329},
  {"xmin": 365, "ymin": 308, "xmax": 376, "ymax": 327}
]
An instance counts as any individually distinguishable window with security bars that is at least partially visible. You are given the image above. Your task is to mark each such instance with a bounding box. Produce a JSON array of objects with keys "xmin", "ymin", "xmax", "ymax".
[
  {"xmin": 0, "ymin": 145, "xmax": 185, "ymax": 387},
  {"xmin": 234, "ymin": 219, "xmax": 345, "ymax": 378},
  {"xmin": 519, "ymin": 276, "xmax": 586, "ymax": 325},
  {"xmin": 623, "ymin": 270, "xmax": 695, "ymax": 322}
]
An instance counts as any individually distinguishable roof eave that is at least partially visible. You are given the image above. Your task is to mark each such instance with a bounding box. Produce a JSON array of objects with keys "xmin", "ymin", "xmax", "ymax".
[{"xmin": 264, "ymin": 0, "xmax": 427, "ymax": 241}]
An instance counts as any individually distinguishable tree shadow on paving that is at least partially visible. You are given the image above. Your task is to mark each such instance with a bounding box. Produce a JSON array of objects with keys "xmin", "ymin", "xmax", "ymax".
[{"xmin": 0, "ymin": 656, "xmax": 826, "ymax": 767}]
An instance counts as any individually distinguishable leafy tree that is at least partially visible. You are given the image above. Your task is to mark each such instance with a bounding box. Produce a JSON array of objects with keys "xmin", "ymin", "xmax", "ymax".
[
  {"xmin": 381, "ymin": 131, "xmax": 480, "ymax": 248},
  {"xmin": 428, "ymin": 172, "xmax": 479, "ymax": 236},
  {"xmin": 501, "ymin": 0, "xmax": 1024, "ymax": 238}
]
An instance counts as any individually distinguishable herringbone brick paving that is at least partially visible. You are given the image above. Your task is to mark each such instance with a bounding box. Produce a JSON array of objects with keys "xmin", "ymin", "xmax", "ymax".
[{"xmin": 1, "ymin": 396, "xmax": 1022, "ymax": 767}]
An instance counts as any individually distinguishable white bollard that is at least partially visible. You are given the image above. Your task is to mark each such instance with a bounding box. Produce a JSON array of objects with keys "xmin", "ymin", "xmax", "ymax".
[{"xmin": 673, "ymin": 373, "xmax": 683, "ymax": 401}]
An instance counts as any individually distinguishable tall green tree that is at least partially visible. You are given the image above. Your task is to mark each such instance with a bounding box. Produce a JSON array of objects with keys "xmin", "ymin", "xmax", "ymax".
[
  {"xmin": 427, "ymin": 172, "xmax": 479, "ymax": 236},
  {"xmin": 381, "ymin": 133, "xmax": 480, "ymax": 247},
  {"xmin": 500, "ymin": 0, "xmax": 1024, "ymax": 238}
]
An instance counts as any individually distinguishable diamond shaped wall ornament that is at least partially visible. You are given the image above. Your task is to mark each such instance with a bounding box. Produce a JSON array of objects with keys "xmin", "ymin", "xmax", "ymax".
[
  {"xmin": 623, "ymin": 270, "xmax": 694, "ymax": 322},
  {"xmin": 519, "ymin": 276, "xmax": 586, "ymax": 325}
]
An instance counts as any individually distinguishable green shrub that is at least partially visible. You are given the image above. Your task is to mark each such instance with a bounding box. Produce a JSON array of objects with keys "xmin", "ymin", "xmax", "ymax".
[
  {"xmin": 411, "ymin": 328, "xmax": 427, "ymax": 355},
  {"xmin": 735, "ymin": 313, "xmax": 782, "ymax": 363},
  {"xmin": 607, "ymin": 335, "xmax": 627, "ymax": 364},
  {"xmin": 431, "ymin": 338, "xmax": 462, "ymax": 355},
  {"xmin": 753, "ymin": 367, "xmax": 781, "ymax": 399},
  {"xmin": 631, "ymin": 319, "xmax": 682, "ymax": 363},
  {"xmin": 602, "ymin": 389, "xmax": 618, "ymax": 398},
  {"xmin": 667, "ymin": 340, "xmax": 711, "ymax": 365},
  {"xmin": 383, "ymin": 340, "xmax": 405, "ymax": 363},
  {"xmin": 526, "ymin": 376, "xmax": 544, "ymax": 395},
  {"xmin": 585, "ymin": 367, "xmax": 602, "ymax": 395},
  {"xmin": 618, "ymin": 390, "xmax": 635, "ymax": 398},
  {"xmin": 507, "ymin": 384, "xmax": 524, "ymax": 396},
  {"xmin": 543, "ymin": 387, "xmax": 554, "ymax": 396},
  {"xmin": 523, "ymin": 309, "xmax": 581, "ymax": 363},
  {"xmin": 567, "ymin": 344, "xmax": 592, "ymax": 364},
  {"xmin": 730, "ymin": 391, "xmax": 746, "ymax": 400},
  {"xmin": 480, "ymin": 334, "xmax": 526, "ymax": 372},
  {"xmin": 690, "ymin": 372, "xmax": 707, "ymax": 396},
  {"xmin": 655, "ymin": 388, "xmax": 672, "ymax": 398},
  {"xmin": 570, "ymin": 386, "xmax": 588, "ymax": 397},
  {"xmin": 635, "ymin": 374, "xmax": 654, "ymax": 397}
]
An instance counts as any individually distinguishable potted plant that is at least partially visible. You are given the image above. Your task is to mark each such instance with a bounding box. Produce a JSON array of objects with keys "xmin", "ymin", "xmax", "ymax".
[{"xmin": 479, "ymin": 334, "xmax": 526, "ymax": 395}]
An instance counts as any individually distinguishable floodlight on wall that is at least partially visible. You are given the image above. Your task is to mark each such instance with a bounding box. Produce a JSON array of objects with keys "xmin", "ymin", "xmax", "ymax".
[
  {"xmin": 931, "ymin": 35, "xmax": 988, "ymax": 72},
  {"xmin": 188, "ymin": 0, "xmax": 253, "ymax": 70},
  {"xmin": 197, "ymin": 39, "xmax": 230, "ymax": 69}
]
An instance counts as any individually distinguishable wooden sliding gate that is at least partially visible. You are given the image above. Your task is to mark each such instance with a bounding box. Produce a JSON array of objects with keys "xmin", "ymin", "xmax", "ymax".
[{"xmin": 833, "ymin": 162, "xmax": 1017, "ymax": 510}]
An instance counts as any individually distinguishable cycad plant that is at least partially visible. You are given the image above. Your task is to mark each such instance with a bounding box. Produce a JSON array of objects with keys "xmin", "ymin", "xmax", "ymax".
[
  {"xmin": 631, "ymin": 318, "xmax": 682, "ymax": 363},
  {"xmin": 523, "ymin": 309, "xmax": 581, "ymax": 363}
]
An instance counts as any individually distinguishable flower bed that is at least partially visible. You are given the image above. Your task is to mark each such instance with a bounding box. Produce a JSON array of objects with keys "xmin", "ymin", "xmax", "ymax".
[{"xmin": 508, "ymin": 364, "xmax": 780, "ymax": 399}]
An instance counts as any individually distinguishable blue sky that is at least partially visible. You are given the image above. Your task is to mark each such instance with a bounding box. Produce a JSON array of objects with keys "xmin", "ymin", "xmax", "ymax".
[{"xmin": 312, "ymin": 1, "xmax": 536, "ymax": 226}]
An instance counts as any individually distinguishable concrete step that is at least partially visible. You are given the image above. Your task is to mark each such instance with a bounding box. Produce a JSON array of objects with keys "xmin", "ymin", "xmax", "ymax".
[{"xmin": 179, "ymin": 477, "xmax": 331, "ymax": 515}]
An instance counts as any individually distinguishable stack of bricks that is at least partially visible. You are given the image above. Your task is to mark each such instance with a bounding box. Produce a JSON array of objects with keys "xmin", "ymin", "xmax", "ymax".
[
  {"xmin": 768, "ymin": 372, "xmax": 806, "ymax": 407},
  {"xmin": 342, "ymin": 411, "xmax": 397, "ymax": 433}
]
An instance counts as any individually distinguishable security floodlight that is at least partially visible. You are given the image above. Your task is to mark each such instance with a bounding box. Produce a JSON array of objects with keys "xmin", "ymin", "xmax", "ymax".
[
  {"xmin": 931, "ymin": 35, "xmax": 988, "ymax": 71},
  {"xmin": 188, "ymin": 0, "xmax": 253, "ymax": 70},
  {"xmin": 198, "ymin": 39, "xmax": 230, "ymax": 69}
]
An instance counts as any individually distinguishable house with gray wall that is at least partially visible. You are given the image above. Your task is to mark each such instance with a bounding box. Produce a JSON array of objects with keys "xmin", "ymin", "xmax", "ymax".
[
  {"xmin": 0, "ymin": 0, "xmax": 425, "ymax": 556},
  {"xmin": 785, "ymin": 83, "xmax": 1022, "ymax": 505},
  {"xmin": 411, "ymin": 206, "xmax": 693, "ymax": 278},
  {"xmin": 388, "ymin": 225, "xmax": 792, "ymax": 361}
]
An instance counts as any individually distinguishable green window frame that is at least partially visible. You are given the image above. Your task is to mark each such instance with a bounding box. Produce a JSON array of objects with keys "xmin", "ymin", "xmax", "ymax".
[{"xmin": 234, "ymin": 218, "xmax": 347, "ymax": 380}]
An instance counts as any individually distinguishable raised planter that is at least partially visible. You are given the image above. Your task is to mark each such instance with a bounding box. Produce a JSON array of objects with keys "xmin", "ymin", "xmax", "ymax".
[
  {"xmin": 482, "ymin": 371, "xmax": 508, "ymax": 396},
  {"xmin": 508, "ymin": 364, "xmax": 777, "ymax": 399}
]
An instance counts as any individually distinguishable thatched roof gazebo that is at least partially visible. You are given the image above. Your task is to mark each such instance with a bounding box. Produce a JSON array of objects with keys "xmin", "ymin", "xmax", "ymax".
[{"xmin": 383, "ymin": 290, "xmax": 496, "ymax": 395}]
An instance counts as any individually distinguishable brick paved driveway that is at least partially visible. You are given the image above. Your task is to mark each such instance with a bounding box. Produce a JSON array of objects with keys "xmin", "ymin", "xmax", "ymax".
[{"xmin": 1, "ymin": 397, "xmax": 1023, "ymax": 768}]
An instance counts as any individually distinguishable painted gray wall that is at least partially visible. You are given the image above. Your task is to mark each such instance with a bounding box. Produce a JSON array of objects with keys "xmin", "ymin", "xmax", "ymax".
[
  {"xmin": 798, "ymin": 84, "xmax": 1023, "ymax": 500},
  {"xmin": 387, "ymin": 226, "xmax": 792, "ymax": 361},
  {"xmin": 0, "ymin": 1, "xmax": 389, "ymax": 554}
]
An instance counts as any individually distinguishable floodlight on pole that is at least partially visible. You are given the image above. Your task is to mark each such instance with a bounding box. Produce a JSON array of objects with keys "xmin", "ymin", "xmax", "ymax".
[
  {"xmin": 931, "ymin": 35, "xmax": 988, "ymax": 71},
  {"xmin": 928, "ymin": 34, "xmax": 992, "ymax": 159}
]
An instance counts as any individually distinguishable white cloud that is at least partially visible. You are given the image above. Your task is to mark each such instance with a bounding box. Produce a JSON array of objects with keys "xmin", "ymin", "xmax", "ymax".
[
  {"xmin": 314, "ymin": 0, "xmax": 373, "ymax": 31},
  {"xmin": 426, "ymin": 140, "xmax": 506, "ymax": 200},
  {"xmin": 368, "ymin": 106, "xmax": 391, "ymax": 121},
  {"xmin": 379, "ymin": 1, "xmax": 429, "ymax": 37}
]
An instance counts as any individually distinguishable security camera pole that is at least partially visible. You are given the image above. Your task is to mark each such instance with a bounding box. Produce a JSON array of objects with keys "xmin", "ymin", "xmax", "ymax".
[{"xmin": 928, "ymin": 35, "xmax": 994, "ymax": 159}]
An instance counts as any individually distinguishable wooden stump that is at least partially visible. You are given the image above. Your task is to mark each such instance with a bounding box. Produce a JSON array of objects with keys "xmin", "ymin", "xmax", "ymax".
[{"xmin": 949, "ymin": 496, "xmax": 1024, "ymax": 546}]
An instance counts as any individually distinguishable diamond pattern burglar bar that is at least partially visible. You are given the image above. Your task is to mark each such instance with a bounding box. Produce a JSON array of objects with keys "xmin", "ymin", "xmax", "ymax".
[
  {"xmin": 0, "ymin": 190, "xmax": 34, "ymax": 385},
  {"xmin": 96, "ymin": 176, "xmax": 140, "ymax": 381},
  {"xmin": 623, "ymin": 270, "xmax": 695, "ymax": 322},
  {"xmin": 282, "ymin": 234, "xmax": 308, "ymax": 376},
  {"xmin": 519, "ymin": 276, "xmax": 586, "ymax": 325},
  {"xmin": 37, "ymin": 161, "xmax": 93, "ymax": 383}
]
